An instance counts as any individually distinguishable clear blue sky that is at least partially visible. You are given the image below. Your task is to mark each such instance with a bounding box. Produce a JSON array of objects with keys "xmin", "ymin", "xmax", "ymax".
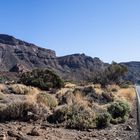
[{"xmin": 0, "ymin": 0, "xmax": 140, "ymax": 62}]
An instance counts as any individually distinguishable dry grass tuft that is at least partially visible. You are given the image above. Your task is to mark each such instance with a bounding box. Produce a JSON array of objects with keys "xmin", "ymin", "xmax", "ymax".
[
  {"xmin": 107, "ymin": 84, "xmax": 120, "ymax": 92},
  {"xmin": 26, "ymin": 94, "xmax": 37, "ymax": 104},
  {"xmin": 91, "ymin": 84, "xmax": 103, "ymax": 94},
  {"xmin": 36, "ymin": 93, "xmax": 58, "ymax": 109},
  {"xmin": 9, "ymin": 84, "xmax": 40, "ymax": 95},
  {"xmin": 115, "ymin": 87, "xmax": 136, "ymax": 103},
  {"xmin": 94, "ymin": 84, "xmax": 101, "ymax": 89},
  {"xmin": 64, "ymin": 83, "xmax": 76, "ymax": 88},
  {"xmin": 0, "ymin": 84, "xmax": 7, "ymax": 93}
]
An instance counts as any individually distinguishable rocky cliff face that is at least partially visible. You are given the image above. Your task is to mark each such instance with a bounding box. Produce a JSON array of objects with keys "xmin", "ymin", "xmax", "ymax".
[
  {"xmin": 58, "ymin": 54, "xmax": 107, "ymax": 81},
  {"xmin": 121, "ymin": 62, "xmax": 140, "ymax": 83},
  {"xmin": 0, "ymin": 34, "xmax": 107, "ymax": 81},
  {"xmin": 1, "ymin": 34, "xmax": 138, "ymax": 83},
  {"xmin": 0, "ymin": 34, "xmax": 59, "ymax": 71}
]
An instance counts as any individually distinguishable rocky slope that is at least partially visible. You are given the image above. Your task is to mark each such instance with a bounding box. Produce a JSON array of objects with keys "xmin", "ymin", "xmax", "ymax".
[
  {"xmin": 122, "ymin": 62, "xmax": 140, "ymax": 83},
  {"xmin": 0, "ymin": 34, "xmax": 59, "ymax": 71},
  {"xmin": 0, "ymin": 34, "xmax": 107, "ymax": 81},
  {"xmin": 0, "ymin": 34, "xmax": 139, "ymax": 83}
]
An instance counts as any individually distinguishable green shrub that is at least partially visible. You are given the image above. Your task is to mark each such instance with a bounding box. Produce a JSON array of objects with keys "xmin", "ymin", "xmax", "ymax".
[
  {"xmin": 107, "ymin": 101, "xmax": 130, "ymax": 124},
  {"xmin": 67, "ymin": 104, "xmax": 96, "ymax": 130},
  {"xmin": 20, "ymin": 69, "xmax": 64, "ymax": 90},
  {"xmin": 96, "ymin": 112, "xmax": 111, "ymax": 128},
  {"xmin": 37, "ymin": 93, "xmax": 58, "ymax": 109},
  {"xmin": 48, "ymin": 104, "xmax": 96, "ymax": 130},
  {"xmin": 92, "ymin": 62, "xmax": 128, "ymax": 87}
]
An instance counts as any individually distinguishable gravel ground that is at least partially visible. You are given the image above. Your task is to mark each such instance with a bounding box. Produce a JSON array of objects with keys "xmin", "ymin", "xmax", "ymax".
[{"xmin": 0, "ymin": 100, "xmax": 138, "ymax": 140}]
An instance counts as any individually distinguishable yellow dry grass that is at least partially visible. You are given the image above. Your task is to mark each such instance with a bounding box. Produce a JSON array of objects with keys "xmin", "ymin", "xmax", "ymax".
[
  {"xmin": 26, "ymin": 94, "xmax": 37, "ymax": 104},
  {"xmin": 115, "ymin": 87, "xmax": 136, "ymax": 103},
  {"xmin": 36, "ymin": 93, "xmax": 58, "ymax": 108},
  {"xmin": 94, "ymin": 88, "xmax": 103, "ymax": 94},
  {"xmin": 9, "ymin": 84, "xmax": 40, "ymax": 95},
  {"xmin": 64, "ymin": 82, "xmax": 76, "ymax": 88},
  {"xmin": 0, "ymin": 84, "xmax": 7, "ymax": 92},
  {"xmin": 106, "ymin": 84, "xmax": 120, "ymax": 92},
  {"xmin": 56, "ymin": 88, "xmax": 74, "ymax": 98},
  {"xmin": 93, "ymin": 84, "xmax": 101, "ymax": 89},
  {"xmin": 73, "ymin": 89, "xmax": 92, "ymax": 108},
  {"xmin": 86, "ymin": 84, "xmax": 103, "ymax": 94}
]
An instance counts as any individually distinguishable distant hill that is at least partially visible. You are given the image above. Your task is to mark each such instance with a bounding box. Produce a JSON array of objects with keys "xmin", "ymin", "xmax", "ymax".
[
  {"xmin": 121, "ymin": 62, "xmax": 140, "ymax": 83},
  {"xmin": 0, "ymin": 34, "xmax": 139, "ymax": 83}
]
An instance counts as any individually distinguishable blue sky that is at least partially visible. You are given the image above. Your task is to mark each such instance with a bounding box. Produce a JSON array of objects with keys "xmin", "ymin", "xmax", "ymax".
[{"xmin": 0, "ymin": 0, "xmax": 140, "ymax": 62}]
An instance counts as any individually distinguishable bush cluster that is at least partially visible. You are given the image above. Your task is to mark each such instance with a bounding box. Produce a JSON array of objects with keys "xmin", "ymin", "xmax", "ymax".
[
  {"xmin": 47, "ymin": 100, "xmax": 131, "ymax": 129},
  {"xmin": 47, "ymin": 104, "xmax": 96, "ymax": 130},
  {"xmin": 107, "ymin": 100, "xmax": 130, "ymax": 124},
  {"xmin": 0, "ymin": 102, "xmax": 48, "ymax": 122},
  {"xmin": 92, "ymin": 62, "xmax": 128, "ymax": 87},
  {"xmin": 20, "ymin": 69, "xmax": 64, "ymax": 90}
]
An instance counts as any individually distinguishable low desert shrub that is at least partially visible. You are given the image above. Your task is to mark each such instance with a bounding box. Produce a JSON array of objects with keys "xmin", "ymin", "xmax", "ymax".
[
  {"xmin": 0, "ymin": 102, "xmax": 48, "ymax": 121},
  {"xmin": 20, "ymin": 69, "xmax": 64, "ymax": 90},
  {"xmin": 48, "ymin": 103, "xmax": 96, "ymax": 130},
  {"xmin": 66, "ymin": 105, "xmax": 96, "ymax": 130},
  {"xmin": 37, "ymin": 93, "xmax": 58, "ymax": 109},
  {"xmin": 96, "ymin": 112, "xmax": 111, "ymax": 128},
  {"xmin": 107, "ymin": 101, "xmax": 130, "ymax": 124}
]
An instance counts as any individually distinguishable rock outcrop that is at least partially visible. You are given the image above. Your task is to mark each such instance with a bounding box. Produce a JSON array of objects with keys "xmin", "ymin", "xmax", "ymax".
[{"xmin": 0, "ymin": 34, "xmax": 139, "ymax": 83}]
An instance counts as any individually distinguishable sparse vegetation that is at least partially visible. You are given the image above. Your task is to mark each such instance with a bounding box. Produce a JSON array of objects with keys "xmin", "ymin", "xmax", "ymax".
[
  {"xmin": 0, "ymin": 78, "xmax": 134, "ymax": 130},
  {"xmin": 48, "ymin": 103, "xmax": 96, "ymax": 130},
  {"xmin": 93, "ymin": 62, "xmax": 128, "ymax": 87}
]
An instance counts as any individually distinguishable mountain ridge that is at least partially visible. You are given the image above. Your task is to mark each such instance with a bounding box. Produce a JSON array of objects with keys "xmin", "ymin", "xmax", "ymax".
[{"xmin": 0, "ymin": 34, "xmax": 139, "ymax": 82}]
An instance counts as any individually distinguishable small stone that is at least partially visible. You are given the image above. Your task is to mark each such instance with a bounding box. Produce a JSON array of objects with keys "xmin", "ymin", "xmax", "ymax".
[
  {"xmin": 125, "ymin": 125, "xmax": 132, "ymax": 131},
  {"xmin": 27, "ymin": 127, "xmax": 40, "ymax": 136},
  {"xmin": 0, "ymin": 132, "xmax": 7, "ymax": 140},
  {"xmin": 7, "ymin": 130, "xmax": 20, "ymax": 138}
]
